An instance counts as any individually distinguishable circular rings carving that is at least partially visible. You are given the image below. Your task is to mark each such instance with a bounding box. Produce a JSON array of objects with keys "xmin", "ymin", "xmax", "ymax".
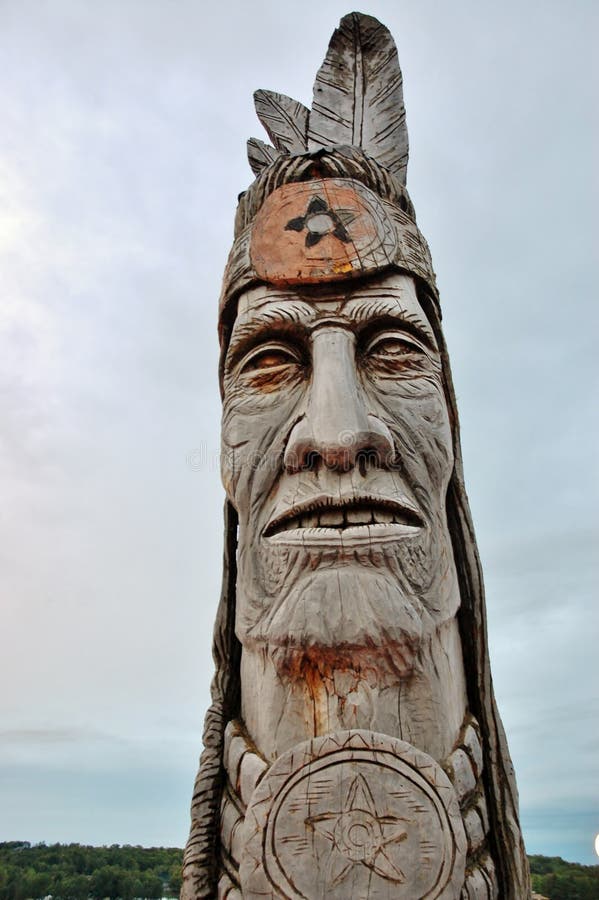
[
  {"xmin": 249, "ymin": 179, "xmax": 398, "ymax": 286},
  {"xmin": 239, "ymin": 729, "xmax": 466, "ymax": 899}
]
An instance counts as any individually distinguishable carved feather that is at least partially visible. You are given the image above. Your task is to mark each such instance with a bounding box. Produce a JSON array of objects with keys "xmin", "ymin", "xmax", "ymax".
[
  {"xmin": 308, "ymin": 12, "xmax": 409, "ymax": 183},
  {"xmin": 247, "ymin": 138, "xmax": 279, "ymax": 176},
  {"xmin": 254, "ymin": 89, "xmax": 309, "ymax": 154}
]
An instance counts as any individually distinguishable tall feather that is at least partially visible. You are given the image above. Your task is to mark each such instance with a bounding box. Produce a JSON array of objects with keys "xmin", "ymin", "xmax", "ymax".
[
  {"xmin": 254, "ymin": 90, "xmax": 309, "ymax": 154},
  {"xmin": 308, "ymin": 12, "xmax": 409, "ymax": 184},
  {"xmin": 247, "ymin": 138, "xmax": 279, "ymax": 176}
]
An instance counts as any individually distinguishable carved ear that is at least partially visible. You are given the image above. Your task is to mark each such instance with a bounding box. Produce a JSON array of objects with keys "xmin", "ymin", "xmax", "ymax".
[
  {"xmin": 253, "ymin": 89, "xmax": 309, "ymax": 154},
  {"xmin": 308, "ymin": 12, "xmax": 409, "ymax": 184},
  {"xmin": 247, "ymin": 138, "xmax": 279, "ymax": 176}
]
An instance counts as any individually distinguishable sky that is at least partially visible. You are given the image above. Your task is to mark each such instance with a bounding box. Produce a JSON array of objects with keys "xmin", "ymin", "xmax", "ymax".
[{"xmin": 0, "ymin": 0, "xmax": 597, "ymax": 866}]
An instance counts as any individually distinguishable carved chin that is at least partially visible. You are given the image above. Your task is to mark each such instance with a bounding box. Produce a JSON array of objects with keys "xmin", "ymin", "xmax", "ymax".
[{"xmin": 238, "ymin": 562, "xmax": 432, "ymax": 679}]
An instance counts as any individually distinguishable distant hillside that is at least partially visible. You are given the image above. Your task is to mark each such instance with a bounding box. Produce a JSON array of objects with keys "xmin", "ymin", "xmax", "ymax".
[
  {"xmin": 1, "ymin": 843, "xmax": 598, "ymax": 899},
  {"xmin": 0, "ymin": 843, "xmax": 181, "ymax": 900},
  {"xmin": 529, "ymin": 854, "xmax": 599, "ymax": 899}
]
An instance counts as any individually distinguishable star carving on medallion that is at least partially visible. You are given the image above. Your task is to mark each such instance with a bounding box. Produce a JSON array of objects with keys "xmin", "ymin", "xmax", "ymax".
[
  {"xmin": 285, "ymin": 196, "xmax": 356, "ymax": 247},
  {"xmin": 305, "ymin": 773, "xmax": 409, "ymax": 887}
]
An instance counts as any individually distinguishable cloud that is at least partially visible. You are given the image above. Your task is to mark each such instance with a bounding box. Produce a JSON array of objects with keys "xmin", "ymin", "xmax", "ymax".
[
  {"xmin": 0, "ymin": 0, "xmax": 596, "ymax": 863},
  {"xmin": 0, "ymin": 727, "xmax": 113, "ymax": 745}
]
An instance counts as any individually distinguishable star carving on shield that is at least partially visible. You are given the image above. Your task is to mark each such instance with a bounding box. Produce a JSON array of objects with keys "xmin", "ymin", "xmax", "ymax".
[
  {"xmin": 285, "ymin": 196, "xmax": 356, "ymax": 247},
  {"xmin": 305, "ymin": 773, "xmax": 409, "ymax": 887}
]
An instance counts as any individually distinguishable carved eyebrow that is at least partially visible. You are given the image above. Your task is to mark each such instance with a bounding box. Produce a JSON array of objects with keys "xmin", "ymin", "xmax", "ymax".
[
  {"xmin": 226, "ymin": 301, "xmax": 313, "ymax": 366},
  {"xmin": 354, "ymin": 310, "xmax": 437, "ymax": 352},
  {"xmin": 226, "ymin": 290, "xmax": 437, "ymax": 364},
  {"xmin": 345, "ymin": 294, "xmax": 436, "ymax": 342}
]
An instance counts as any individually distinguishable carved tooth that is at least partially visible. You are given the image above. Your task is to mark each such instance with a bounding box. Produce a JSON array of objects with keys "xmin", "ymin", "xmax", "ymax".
[
  {"xmin": 373, "ymin": 508, "xmax": 393, "ymax": 524},
  {"xmin": 301, "ymin": 512, "xmax": 319, "ymax": 528},
  {"xmin": 346, "ymin": 507, "xmax": 373, "ymax": 525},
  {"xmin": 319, "ymin": 508, "xmax": 344, "ymax": 527},
  {"xmin": 285, "ymin": 516, "xmax": 300, "ymax": 531}
]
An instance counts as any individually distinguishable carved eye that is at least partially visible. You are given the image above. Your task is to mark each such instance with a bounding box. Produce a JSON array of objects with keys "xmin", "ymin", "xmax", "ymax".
[
  {"xmin": 365, "ymin": 331, "xmax": 426, "ymax": 358},
  {"xmin": 362, "ymin": 330, "xmax": 429, "ymax": 376},
  {"xmin": 371, "ymin": 337, "xmax": 419, "ymax": 356},
  {"xmin": 240, "ymin": 342, "xmax": 302, "ymax": 374}
]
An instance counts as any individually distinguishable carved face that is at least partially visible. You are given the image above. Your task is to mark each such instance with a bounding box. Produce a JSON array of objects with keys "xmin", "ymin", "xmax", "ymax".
[{"xmin": 222, "ymin": 272, "xmax": 459, "ymax": 670}]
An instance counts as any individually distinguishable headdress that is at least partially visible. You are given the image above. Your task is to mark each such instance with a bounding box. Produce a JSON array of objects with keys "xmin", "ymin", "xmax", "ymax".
[{"xmin": 183, "ymin": 13, "xmax": 530, "ymax": 898}]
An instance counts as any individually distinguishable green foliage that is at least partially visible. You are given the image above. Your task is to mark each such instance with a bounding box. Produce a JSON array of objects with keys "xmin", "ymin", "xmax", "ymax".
[
  {"xmin": 0, "ymin": 844, "xmax": 182, "ymax": 900},
  {"xmin": 529, "ymin": 855, "xmax": 599, "ymax": 899},
  {"xmin": 1, "ymin": 844, "xmax": 598, "ymax": 899}
]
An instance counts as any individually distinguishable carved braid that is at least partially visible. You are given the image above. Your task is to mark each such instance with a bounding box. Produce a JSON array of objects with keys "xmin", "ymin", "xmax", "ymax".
[{"xmin": 182, "ymin": 503, "xmax": 241, "ymax": 900}]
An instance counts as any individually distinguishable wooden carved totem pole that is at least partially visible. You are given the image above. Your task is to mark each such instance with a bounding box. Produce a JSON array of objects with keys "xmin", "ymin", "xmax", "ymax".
[{"xmin": 183, "ymin": 13, "xmax": 530, "ymax": 900}]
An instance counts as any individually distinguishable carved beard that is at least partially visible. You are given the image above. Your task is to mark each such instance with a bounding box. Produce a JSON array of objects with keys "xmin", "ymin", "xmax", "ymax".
[
  {"xmin": 231, "ymin": 415, "xmax": 460, "ymax": 676},
  {"xmin": 252, "ymin": 517, "xmax": 450, "ymax": 623}
]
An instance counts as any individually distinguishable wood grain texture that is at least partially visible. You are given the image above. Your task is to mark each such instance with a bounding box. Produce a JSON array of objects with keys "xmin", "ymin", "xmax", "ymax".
[
  {"xmin": 239, "ymin": 730, "xmax": 467, "ymax": 899},
  {"xmin": 233, "ymin": 149, "xmax": 413, "ymax": 240},
  {"xmin": 308, "ymin": 12, "xmax": 409, "ymax": 183},
  {"xmin": 246, "ymin": 138, "xmax": 278, "ymax": 176},
  {"xmin": 253, "ymin": 90, "xmax": 309, "ymax": 154},
  {"xmin": 248, "ymin": 178, "xmax": 398, "ymax": 286},
  {"xmin": 183, "ymin": 11, "xmax": 532, "ymax": 898},
  {"xmin": 219, "ymin": 716, "xmax": 499, "ymax": 897}
]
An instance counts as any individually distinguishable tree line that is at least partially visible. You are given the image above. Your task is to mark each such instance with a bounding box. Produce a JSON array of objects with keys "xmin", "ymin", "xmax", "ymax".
[
  {"xmin": 529, "ymin": 854, "xmax": 599, "ymax": 899},
  {"xmin": 1, "ymin": 843, "xmax": 598, "ymax": 899},
  {"xmin": 0, "ymin": 844, "xmax": 182, "ymax": 900}
]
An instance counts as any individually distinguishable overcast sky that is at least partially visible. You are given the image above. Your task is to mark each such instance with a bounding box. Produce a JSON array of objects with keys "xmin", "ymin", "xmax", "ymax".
[{"xmin": 1, "ymin": 0, "xmax": 597, "ymax": 866}]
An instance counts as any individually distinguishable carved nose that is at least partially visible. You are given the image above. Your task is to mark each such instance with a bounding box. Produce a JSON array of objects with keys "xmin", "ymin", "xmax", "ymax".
[{"xmin": 283, "ymin": 328, "xmax": 395, "ymax": 473}]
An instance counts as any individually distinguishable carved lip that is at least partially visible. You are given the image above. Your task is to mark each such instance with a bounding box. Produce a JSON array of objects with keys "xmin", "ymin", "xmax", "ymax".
[{"xmin": 264, "ymin": 494, "xmax": 423, "ymax": 545}]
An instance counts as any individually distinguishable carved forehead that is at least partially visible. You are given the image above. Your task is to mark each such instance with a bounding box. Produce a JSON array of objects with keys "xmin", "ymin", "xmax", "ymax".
[{"xmin": 230, "ymin": 272, "xmax": 436, "ymax": 344}]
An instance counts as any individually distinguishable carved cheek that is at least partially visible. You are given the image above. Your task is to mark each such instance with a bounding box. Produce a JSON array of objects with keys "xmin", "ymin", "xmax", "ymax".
[
  {"xmin": 369, "ymin": 375, "xmax": 453, "ymax": 492},
  {"xmin": 221, "ymin": 383, "xmax": 305, "ymax": 509},
  {"xmin": 408, "ymin": 389, "xmax": 454, "ymax": 489}
]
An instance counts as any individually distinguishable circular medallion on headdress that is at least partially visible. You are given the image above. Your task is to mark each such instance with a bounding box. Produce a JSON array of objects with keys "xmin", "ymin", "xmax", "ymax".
[
  {"xmin": 239, "ymin": 729, "xmax": 466, "ymax": 899},
  {"xmin": 250, "ymin": 179, "xmax": 398, "ymax": 286}
]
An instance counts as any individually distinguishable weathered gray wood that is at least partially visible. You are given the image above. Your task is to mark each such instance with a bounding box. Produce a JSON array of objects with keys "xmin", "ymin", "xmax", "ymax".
[
  {"xmin": 240, "ymin": 731, "xmax": 467, "ymax": 899},
  {"xmin": 246, "ymin": 138, "xmax": 278, "ymax": 176},
  {"xmin": 239, "ymin": 593, "xmax": 468, "ymax": 764},
  {"xmin": 182, "ymin": 11, "xmax": 530, "ymax": 900},
  {"xmin": 308, "ymin": 12, "xmax": 409, "ymax": 182},
  {"xmin": 253, "ymin": 89, "xmax": 309, "ymax": 154}
]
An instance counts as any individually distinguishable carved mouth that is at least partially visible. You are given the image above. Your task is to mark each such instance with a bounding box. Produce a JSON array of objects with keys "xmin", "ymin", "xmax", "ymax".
[{"xmin": 264, "ymin": 497, "xmax": 423, "ymax": 541}]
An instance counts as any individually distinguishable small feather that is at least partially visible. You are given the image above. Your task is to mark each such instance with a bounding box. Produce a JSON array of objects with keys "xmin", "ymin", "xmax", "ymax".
[
  {"xmin": 247, "ymin": 138, "xmax": 279, "ymax": 176},
  {"xmin": 254, "ymin": 89, "xmax": 309, "ymax": 154},
  {"xmin": 308, "ymin": 12, "xmax": 409, "ymax": 183}
]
